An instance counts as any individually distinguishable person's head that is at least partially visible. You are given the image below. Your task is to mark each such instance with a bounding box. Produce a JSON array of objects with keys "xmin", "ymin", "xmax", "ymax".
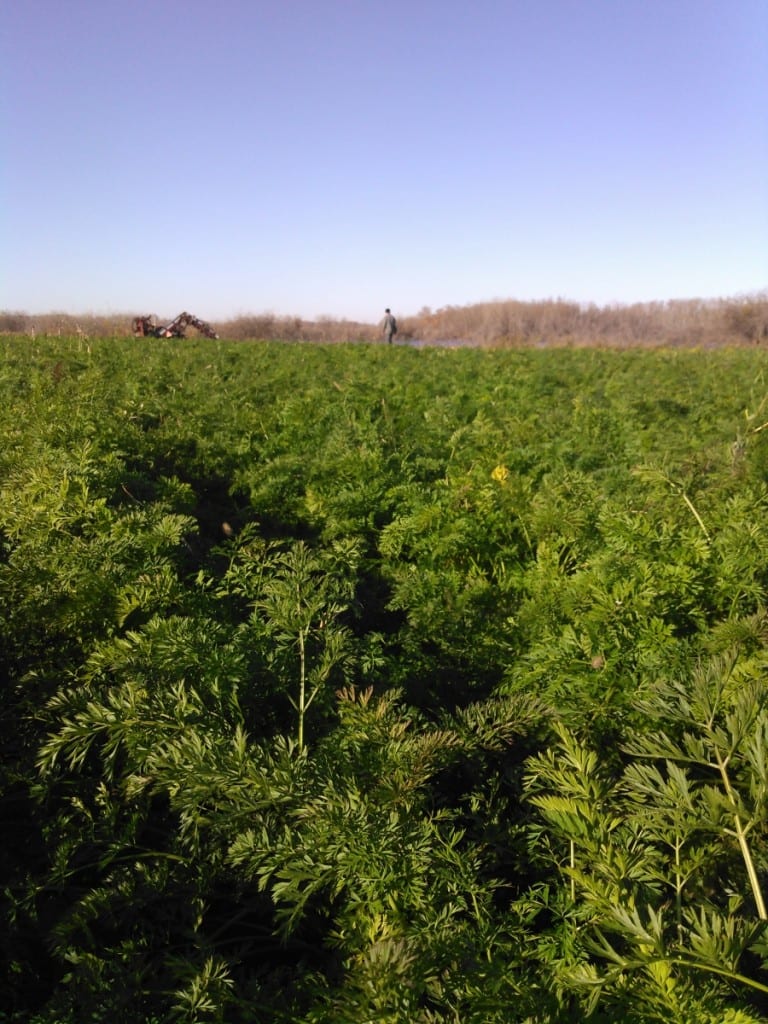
[{"xmin": 385, "ymin": 308, "xmax": 390, "ymax": 313}]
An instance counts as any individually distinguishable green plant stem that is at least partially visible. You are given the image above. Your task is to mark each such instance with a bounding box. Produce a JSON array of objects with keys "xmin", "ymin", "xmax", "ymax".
[
  {"xmin": 674, "ymin": 834, "xmax": 683, "ymax": 942},
  {"xmin": 715, "ymin": 751, "xmax": 767, "ymax": 920},
  {"xmin": 669, "ymin": 957, "xmax": 768, "ymax": 996},
  {"xmin": 298, "ymin": 626, "xmax": 306, "ymax": 750},
  {"xmin": 681, "ymin": 491, "xmax": 710, "ymax": 541}
]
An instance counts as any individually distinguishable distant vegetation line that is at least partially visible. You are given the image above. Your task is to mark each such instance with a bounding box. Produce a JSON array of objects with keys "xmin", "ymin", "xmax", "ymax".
[{"xmin": 1, "ymin": 291, "xmax": 767, "ymax": 347}]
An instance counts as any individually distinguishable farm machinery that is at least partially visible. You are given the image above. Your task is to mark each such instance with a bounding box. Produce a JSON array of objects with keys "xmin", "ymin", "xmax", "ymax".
[{"xmin": 132, "ymin": 311, "xmax": 219, "ymax": 340}]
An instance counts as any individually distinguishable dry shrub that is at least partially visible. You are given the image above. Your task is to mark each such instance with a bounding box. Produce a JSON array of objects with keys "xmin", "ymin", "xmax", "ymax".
[
  {"xmin": 2, "ymin": 292, "xmax": 766, "ymax": 347},
  {"xmin": 218, "ymin": 315, "xmax": 378, "ymax": 343},
  {"xmin": 403, "ymin": 292, "xmax": 768, "ymax": 348}
]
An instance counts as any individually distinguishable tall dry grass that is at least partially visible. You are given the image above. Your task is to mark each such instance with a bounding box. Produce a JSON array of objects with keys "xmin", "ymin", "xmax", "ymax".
[
  {"xmin": 1, "ymin": 292, "xmax": 765, "ymax": 347},
  {"xmin": 400, "ymin": 293, "xmax": 768, "ymax": 348}
]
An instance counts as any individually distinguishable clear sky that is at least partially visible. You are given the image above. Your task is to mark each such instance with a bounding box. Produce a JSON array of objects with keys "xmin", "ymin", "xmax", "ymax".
[{"xmin": 2, "ymin": 0, "xmax": 766, "ymax": 323}]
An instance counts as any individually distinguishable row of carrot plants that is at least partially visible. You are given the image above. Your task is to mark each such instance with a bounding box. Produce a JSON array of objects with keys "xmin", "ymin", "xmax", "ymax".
[{"xmin": 2, "ymin": 335, "xmax": 768, "ymax": 1022}]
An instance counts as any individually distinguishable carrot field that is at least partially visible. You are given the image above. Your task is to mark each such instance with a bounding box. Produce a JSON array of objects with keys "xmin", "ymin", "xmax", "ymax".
[{"xmin": 2, "ymin": 335, "xmax": 768, "ymax": 1023}]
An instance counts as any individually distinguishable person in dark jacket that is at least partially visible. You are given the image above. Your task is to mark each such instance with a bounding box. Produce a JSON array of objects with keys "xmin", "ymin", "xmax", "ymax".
[{"xmin": 381, "ymin": 308, "xmax": 397, "ymax": 344}]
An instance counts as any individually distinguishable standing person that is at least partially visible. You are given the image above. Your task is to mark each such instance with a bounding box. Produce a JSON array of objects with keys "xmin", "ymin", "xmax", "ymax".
[{"xmin": 381, "ymin": 308, "xmax": 397, "ymax": 345}]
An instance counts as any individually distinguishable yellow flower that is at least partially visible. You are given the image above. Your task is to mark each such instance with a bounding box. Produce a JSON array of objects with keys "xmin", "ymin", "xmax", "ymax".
[{"xmin": 491, "ymin": 464, "xmax": 509, "ymax": 483}]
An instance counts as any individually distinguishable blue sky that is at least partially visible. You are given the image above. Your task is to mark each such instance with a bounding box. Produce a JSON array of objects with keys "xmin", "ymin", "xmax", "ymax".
[{"xmin": 2, "ymin": 0, "xmax": 766, "ymax": 322}]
